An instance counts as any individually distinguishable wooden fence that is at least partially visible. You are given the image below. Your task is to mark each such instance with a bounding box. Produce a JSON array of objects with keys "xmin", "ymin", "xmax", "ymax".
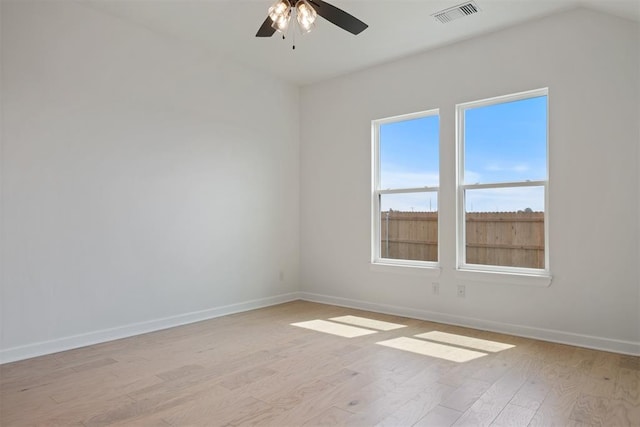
[{"xmin": 381, "ymin": 211, "xmax": 544, "ymax": 268}]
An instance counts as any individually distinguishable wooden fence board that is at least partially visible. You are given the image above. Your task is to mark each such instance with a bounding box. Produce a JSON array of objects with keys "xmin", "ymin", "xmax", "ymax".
[{"xmin": 381, "ymin": 211, "xmax": 544, "ymax": 268}]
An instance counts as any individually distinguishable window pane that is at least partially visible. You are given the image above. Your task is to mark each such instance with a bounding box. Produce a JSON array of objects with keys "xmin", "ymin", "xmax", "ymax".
[
  {"xmin": 465, "ymin": 187, "xmax": 544, "ymax": 269},
  {"xmin": 380, "ymin": 115, "xmax": 439, "ymax": 189},
  {"xmin": 465, "ymin": 186, "xmax": 544, "ymax": 213},
  {"xmin": 464, "ymin": 96, "xmax": 546, "ymax": 184},
  {"xmin": 380, "ymin": 192, "xmax": 437, "ymax": 262}
]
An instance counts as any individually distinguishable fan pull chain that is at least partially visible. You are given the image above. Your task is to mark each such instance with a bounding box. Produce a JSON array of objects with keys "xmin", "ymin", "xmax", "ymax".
[{"xmin": 292, "ymin": 24, "xmax": 296, "ymax": 50}]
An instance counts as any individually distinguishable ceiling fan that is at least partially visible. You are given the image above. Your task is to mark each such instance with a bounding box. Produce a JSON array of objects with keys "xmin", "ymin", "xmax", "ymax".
[{"xmin": 255, "ymin": 0, "xmax": 368, "ymax": 38}]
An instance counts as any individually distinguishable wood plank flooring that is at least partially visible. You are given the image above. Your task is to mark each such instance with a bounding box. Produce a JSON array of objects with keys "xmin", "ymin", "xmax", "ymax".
[{"xmin": 1, "ymin": 301, "xmax": 638, "ymax": 426}]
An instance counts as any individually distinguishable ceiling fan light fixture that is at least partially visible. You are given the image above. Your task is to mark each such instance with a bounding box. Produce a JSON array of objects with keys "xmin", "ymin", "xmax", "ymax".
[
  {"xmin": 268, "ymin": 0, "xmax": 291, "ymax": 32},
  {"xmin": 255, "ymin": 0, "xmax": 368, "ymax": 39},
  {"xmin": 268, "ymin": 0, "xmax": 290, "ymax": 21},
  {"xmin": 272, "ymin": 13, "xmax": 291, "ymax": 33},
  {"xmin": 296, "ymin": 0, "xmax": 317, "ymax": 33}
]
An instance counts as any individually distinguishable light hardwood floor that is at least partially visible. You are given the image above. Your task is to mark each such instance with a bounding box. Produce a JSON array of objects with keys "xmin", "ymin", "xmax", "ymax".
[{"xmin": 1, "ymin": 301, "xmax": 639, "ymax": 426}]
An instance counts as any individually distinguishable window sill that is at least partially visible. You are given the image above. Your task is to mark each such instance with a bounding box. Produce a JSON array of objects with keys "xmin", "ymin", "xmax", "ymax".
[
  {"xmin": 455, "ymin": 268, "xmax": 552, "ymax": 287},
  {"xmin": 370, "ymin": 261, "xmax": 441, "ymax": 277}
]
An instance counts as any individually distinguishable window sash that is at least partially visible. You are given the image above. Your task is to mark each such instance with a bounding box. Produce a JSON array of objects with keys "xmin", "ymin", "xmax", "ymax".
[
  {"xmin": 374, "ymin": 189, "xmax": 439, "ymax": 265},
  {"xmin": 372, "ymin": 109, "xmax": 440, "ymax": 267},
  {"xmin": 378, "ymin": 187, "xmax": 439, "ymax": 195},
  {"xmin": 460, "ymin": 180, "xmax": 545, "ymax": 190},
  {"xmin": 458, "ymin": 183, "xmax": 547, "ymax": 274},
  {"xmin": 456, "ymin": 88, "xmax": 549, "ymax": 276}
]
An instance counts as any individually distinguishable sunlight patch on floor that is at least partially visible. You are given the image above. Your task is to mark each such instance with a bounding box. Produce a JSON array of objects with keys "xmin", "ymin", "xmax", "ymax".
[
  {"xmin": 376, "ymin": 337, "xmax": 487, "ymax": 362},
  {"xmin": 415, "ymin": 331, "xmax": 515, "ymax": 353},
  {"xmin": 329, "ymin": 315, "xmax": 407, "ymax": 331},
  {"xmin": 291, "ymin": 320, "xmax": 378, "ymax": 338}
]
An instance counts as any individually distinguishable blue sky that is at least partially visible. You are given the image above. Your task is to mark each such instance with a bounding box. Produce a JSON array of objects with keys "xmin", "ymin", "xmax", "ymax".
[
  {"xmin": 380, "ymin": 95, "xmax": 547, "ymax": 212},
  {"xmin": 380, "ymin": 114, "xmax": 439, "ymax": 212}
]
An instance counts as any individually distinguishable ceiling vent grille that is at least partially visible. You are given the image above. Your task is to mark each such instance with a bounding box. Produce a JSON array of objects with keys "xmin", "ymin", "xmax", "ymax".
[{"xmin": 432, "ymin": 1, "xmax": 480, "ymax": 24}]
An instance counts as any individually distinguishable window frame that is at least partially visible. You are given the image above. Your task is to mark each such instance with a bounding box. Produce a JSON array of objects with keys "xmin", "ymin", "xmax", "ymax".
[
  {"xmin": 371, "ymin": 109, "xmax": 440, "ymax": 268},
  {"xmin": 456, "ymin": 88, "xmax": 550, "ymax": 277}
]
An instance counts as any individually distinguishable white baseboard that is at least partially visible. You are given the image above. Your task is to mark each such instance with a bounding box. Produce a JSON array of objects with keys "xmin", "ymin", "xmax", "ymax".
[
  {"xmin": 0, "ymin": 292, "xmax": 301, "ymax": 364},
  {"xmin": 3, "ymin": 291, "xmax": 637, "ymax": 364},
  {"xmin": 299, "ymin": 292, "xmax": 640, "ymax": 356}
]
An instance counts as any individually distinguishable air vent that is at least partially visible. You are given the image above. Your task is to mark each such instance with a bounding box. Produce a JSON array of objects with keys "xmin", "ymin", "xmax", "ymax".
[{"xmin": 432, "ymin": 1, "xmax": 480, "ymax": 24}]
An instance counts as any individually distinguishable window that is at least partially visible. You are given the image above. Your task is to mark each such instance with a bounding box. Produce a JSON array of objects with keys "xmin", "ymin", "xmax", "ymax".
[
  {"xmin": 457, "ymin": 89, "xmax": 549, "ymax": 275},
  {"xmin": 372, "ymin": 110, "xmax": 439, "ymax": 266}
]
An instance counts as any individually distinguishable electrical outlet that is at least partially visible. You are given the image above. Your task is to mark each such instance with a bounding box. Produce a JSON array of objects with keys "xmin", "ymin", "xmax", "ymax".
[
  {"xmin": 432, "ymin": 282, "xmax": 439, "ymax": 295},
  {"xmin": 457, "ymin": 285, "xmax": 466, "ymax": 298}
]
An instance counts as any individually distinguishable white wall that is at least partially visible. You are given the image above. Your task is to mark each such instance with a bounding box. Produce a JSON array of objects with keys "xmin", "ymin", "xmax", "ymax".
[
  {"xmin": 0, "ymin": 1, "xmax": 300, "ymax": 362},
  {"xmin": 300, "ymin": 8, "xmax": 640, "ymax": 354},
  {"xmin": 2, "ymin": 3, "xmax": 638, "ymax": 363}
]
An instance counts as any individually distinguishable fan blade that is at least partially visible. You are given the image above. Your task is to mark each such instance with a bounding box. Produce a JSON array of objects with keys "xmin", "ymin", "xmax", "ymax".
[
  {"xmin": 309, "ymin": 0, "xmax": 368, "ymax": 35},
  {"xmin": 256, "ymin": 16, "xmax": 277, "ymax": 37}
]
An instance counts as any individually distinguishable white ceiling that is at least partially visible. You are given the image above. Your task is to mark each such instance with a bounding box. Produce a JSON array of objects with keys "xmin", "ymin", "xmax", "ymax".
[{"xmin": 86, "ymin": 0, "xmax": 640, "ymax": 86}]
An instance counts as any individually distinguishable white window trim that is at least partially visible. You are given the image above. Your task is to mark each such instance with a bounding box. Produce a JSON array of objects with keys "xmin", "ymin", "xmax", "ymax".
[
  {"xmin": 371, "ymin": 109, "xmax": 440, "ymax": 268},
  {"xmin": 455, "ymin": 88, "xmax": 551, "ymax": 282}
]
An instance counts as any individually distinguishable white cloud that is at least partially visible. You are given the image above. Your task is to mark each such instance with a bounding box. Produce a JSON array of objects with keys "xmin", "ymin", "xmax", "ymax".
[
  {"xmin": 465, "ymin": 186, "xmax": 544, "ymax": 212},
  {"xmin": 464, "ymin": 170, "xmax": 482, "ymax": 184},
  {"xmin": 485, "ymin": 163, "xmax": 530, "ymax": 173},
  {"xmin": 381, "ymin": 169, "xmax": 438, "ymax": 189}
]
